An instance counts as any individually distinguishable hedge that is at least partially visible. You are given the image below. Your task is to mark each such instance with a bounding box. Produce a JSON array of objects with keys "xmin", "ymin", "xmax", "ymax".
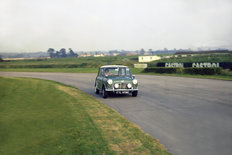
[
  {"xmin": 144, "ymin": 67, "xmax": 222, "ymax": 75},
  {"xmin": 144, "ymin": 67, "xmax": 183, "ymax": 74},
  {"xmin": 183, "ymin": 67, "xmax": 222, "ymax": 75}
]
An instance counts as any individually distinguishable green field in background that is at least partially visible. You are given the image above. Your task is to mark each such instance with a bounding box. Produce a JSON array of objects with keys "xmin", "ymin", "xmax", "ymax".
[
  {"xmin": 0, "ymin": 56, "xmax": 138, "ymax": 68},
  {"xmin": 0, "ymin": 54, "xmax": 231, "ymax": 80},
  {"xmin": 1, "ymin": 54, "xmax": 231, "ymax": 68}
]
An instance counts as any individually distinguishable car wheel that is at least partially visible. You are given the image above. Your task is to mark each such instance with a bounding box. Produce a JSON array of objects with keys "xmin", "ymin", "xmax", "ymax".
[
  {"xmin": 132, "ymin": 91, "xmax": 138, "ymax": 97},
  {"xmin": 95, "ymin": 85, "xmax": 99, "ymax": 94},
  {"xmin": 102, "ymin": 86, "xmax": 108, "ymax": 98}
]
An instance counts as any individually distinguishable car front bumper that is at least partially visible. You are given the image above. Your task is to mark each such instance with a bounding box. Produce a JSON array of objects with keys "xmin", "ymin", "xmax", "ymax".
[{"xmin": 105, "ymin": 88, "xmax": 139, "ymax": 92}]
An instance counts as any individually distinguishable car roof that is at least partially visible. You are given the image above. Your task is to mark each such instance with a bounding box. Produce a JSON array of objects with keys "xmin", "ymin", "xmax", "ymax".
[{"xmin": 100, "ymin": 65, "xmax": 128, "ymax": 68}]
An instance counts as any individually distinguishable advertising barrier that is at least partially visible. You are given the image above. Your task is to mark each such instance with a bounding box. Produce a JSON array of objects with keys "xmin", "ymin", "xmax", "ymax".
[{"xmin": 157, "ymin": 62, "xmax": 232, "ymax": 70}]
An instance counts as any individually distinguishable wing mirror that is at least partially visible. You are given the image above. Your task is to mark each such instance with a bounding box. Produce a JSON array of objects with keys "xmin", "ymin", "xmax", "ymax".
[{"xmin": 132, "ymin": 75, "xmax": 135, "ymax": 79}]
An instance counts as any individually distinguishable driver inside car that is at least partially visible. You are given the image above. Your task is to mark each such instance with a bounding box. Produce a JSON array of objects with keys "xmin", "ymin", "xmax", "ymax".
[{"xmin": 105, "ymin": 69, "xmax": 111, "ymax": 76}]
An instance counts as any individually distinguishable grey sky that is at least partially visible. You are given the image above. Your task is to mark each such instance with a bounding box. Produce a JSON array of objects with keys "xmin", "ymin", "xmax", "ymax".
[{"xmin": 0, "ymin": 0, "xmax": 232, "ymax": 52}]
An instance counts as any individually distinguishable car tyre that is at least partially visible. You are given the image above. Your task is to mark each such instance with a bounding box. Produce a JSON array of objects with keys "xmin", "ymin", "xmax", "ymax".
[
  {"xmin": 102, "ymin": 86, "xmax": 108, "ymax": 98},
  {"xmin": 95, "ymin": 85, "xmax": 99, "ymax": 94},
  {"xmin": 132, "ymin": 91, "xmax": 138, "ymax": 97}
]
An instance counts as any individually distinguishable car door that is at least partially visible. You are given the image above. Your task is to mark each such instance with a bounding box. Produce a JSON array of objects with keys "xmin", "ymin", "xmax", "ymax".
[
  {"xmin": 96, "ymin": 68, "xmax": 104, "ymax": 90},
  {"xmin": 95, "ymin": 68, "xmax": 100, "ymax": 89},
  {"xmin": 99, "ymin": 68, "xmax": 105, "ymax": 90}
]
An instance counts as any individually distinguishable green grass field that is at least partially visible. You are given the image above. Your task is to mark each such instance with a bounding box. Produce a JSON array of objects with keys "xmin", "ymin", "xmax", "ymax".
[
  {"xmin": 0, "ymin": 56, "xmax": 138, "ymax": 68},
  {"xmin": 0, "ymin": 54, "xmax": 231, "ymax": 80},
  {"xmin": 1, "ymin": 54, "xmax": 231, "ymax": 69},
  {"xmin": 0, "ymin": 77, "xmax": 170, "ymax": 154},
  {"xmin": 0, "ymin": 68, "xmax": 99, "ymax": 73}
]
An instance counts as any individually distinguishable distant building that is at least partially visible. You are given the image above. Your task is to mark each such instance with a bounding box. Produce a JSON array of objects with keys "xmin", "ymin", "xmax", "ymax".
[
  {"xmin": 113, "ymin": 53, "xmax": 119, "ymax": 56},
  {"xmin": 144, "ymin": 52, "xmax": 151, "ymax": 55},
  {"xmin": 162, "ymin": 56, "xmax": 172, "ymax": 59},
  {"xmin": 138, "ymin": 56, "xmax": 161, "ymax": 62},
  {"xmin": 103, "ymin": 53, "xmax": 110, "ymax": 56},
  {"xmin": 126, "ymin": 52, "xmax": 137, "ymax": 56},
  {"xmin": 94, "ymin": 54, "xmax": 104, "ymax": 57},
  {"xmin": 79, "ymin": 53, "xmax": 91, "ymax": 57}
]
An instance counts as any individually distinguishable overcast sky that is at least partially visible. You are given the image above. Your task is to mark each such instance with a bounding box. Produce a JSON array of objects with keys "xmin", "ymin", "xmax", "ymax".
[{"xmin": 0, "ymin": 0, "xmax": 232, "ymax": 52}]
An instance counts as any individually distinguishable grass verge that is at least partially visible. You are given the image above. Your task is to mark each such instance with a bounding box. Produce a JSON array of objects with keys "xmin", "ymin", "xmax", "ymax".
[{"xmin": 0, "ymin": 77, "xmax": 170, "ymax": 154}]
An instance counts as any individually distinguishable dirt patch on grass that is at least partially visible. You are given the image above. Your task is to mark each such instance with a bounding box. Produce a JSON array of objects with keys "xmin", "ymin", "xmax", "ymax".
[{"xmin": 56, "ymin": 85, "xmax": 78, "ymax": 96}]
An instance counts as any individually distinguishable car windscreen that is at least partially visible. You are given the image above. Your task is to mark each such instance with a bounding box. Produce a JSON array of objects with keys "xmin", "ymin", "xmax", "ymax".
[{"xmin": 104, "ymin": 67, "xmax": 131, "ymax": 77}]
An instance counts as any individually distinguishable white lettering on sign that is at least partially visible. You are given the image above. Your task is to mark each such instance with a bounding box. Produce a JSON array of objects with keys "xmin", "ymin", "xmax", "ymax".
[
  {"xmin": 165, "ymin": 63, "xmax": 184, "ymax": 68},
  {"xmin": 192, "ymin": 63, "xmax": 219, "ymax": 68}
]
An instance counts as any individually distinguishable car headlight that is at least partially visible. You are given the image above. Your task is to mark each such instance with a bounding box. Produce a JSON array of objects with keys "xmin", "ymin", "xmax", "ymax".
[
  {"xmin": 132, "ymin": 79, "xmax": 137, "ymax": 84},
  {"xmin": 107, "ymin": 79, "xmax": 113, "ymax": 85},
  {"xmin": 114, "ymin": 83, "xmax": 119, "ymax": 88},
  {"xmin": 127, "ymin": 83, "xmax": 132, "ymax": 88}
]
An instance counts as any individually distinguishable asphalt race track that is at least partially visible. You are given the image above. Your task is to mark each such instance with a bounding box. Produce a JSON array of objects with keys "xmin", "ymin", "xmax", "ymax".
[{"xmin": 1, "ymin": 72, "xmax": 232, "ymax": 155}]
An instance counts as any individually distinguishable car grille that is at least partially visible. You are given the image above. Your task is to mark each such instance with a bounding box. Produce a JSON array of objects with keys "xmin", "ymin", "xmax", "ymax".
[{"xmin": 119, "ymin": 83, "xmax": 127, "ymax": 89}]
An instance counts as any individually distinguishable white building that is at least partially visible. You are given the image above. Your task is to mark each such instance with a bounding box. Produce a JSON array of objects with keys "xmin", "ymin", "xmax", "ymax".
[
  {"xmin": 138, "ymin": 56, "xmax": 161, "ymax": 62},
  {"xmin": 94, "ymin": 54, "xmax": 104, "ymax": 57}
]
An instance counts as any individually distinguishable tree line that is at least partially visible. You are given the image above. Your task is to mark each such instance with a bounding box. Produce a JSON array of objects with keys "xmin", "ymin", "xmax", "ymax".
[{"xmin": 47, "ymin": 48, "xmax": 78, "ymax": 58}]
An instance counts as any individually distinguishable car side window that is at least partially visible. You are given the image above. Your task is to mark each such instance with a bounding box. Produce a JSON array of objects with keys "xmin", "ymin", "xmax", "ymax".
[
  {"xmin": 98, "ymin": 68, "xmax": 102, "ymax": 77},
  {"xmin": 121, "ymin": 68, "xmax": 126, "ymax": 75},
  {"xmin": 118, "ymin": 67, "xmax": 131, "ymax": 76},
  {"xmin": 100, "ymin": 68, "xmax": 104, "ymax": 77},
  {"xmin": 97, "ymin": 69, "xmax": 101, "ymax": 77},
  {"xmin": 126, "ymin": 68, "xmax": 131, "ymax": 76}
]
